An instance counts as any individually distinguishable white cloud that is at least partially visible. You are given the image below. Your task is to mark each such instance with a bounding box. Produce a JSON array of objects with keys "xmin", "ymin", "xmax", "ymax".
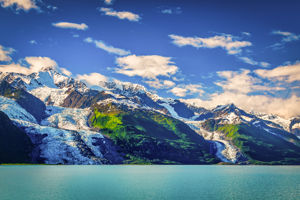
[
  {"xmin": 24, "ymin": 56, "xmax": 58, "ymax": 71},
  {"xmin": 46, "ymin": 5, "xmax": 57, "ymax": 11},
  {"xmin": 216, "ymin": 69, "xmax": 284, "ymax": 94},
  {"xmin": 241, "ymin": 32, "xmax": 251, "ymax": 36},
  {"xmin": 76, "ymin": 73, "xmax": 108, "ymax": 86},
  {"xmin": 145, "ymin": 79, "xmax": 175, "ymax": 89},
  {"xmin": 0, "ymin": 45, "xmax": 14, "ymax": 62},
  {"xmin": 161, "ymin": 9, "xmax": 172, "ymax": 14},
  {"xmin": 258, "ymin": 62, "xmax": 270, "ymax": 68},
  {"xmin": 272, "ymin": 30, "xmax": 300, "ymax": 42},
  {"xmin": 99, "ymin": 7, "xmax": 141, "ymax": 22},
  {"xmin": 255, "ymin": 62, "xmax": 300, "ymax": 83},
  {"xmin": 103, "ymin": 0, "xmax": 113, "ymax": 5},
  {"xmin": 0, "ymin": 0, "xmax": 38, "ymax": 11},
  {"xmin": 115, "ymin": 55, "xmax": 178, "ymax": 79},
  {"xmin": 52, "ymin": 22, "xmax": 88, "ymax": 30},
  {"xmin": 0, "ymin": 63, "xmax": 28, "ymax": 74},
  {"xmin": 60, "ymin": 68, "xmax": 72, "ymax": 76},
  {"xmin": 29, "ymin": 40, "xmax": 37, "ymax": 45},
  {"xmin": 169, "ymin": 84, "xmax": 203, "ymax": 97},
  {"xmin": 182, "ymin": 65, "xmax": 300, "ymax": 118},
  {"xmin": 0, "ymin": 56, "xmax": 58, "ymax": 75},
  {"xmin": 271, "ymin": 30, "xmax": 300, "ymax": 49},
  {"xmin": 238, "ymin": 57, "xmax": 270, "ymax": 68},
  {"xmin": 160, "ymin": 7, "xmax": 182, "ymax": 15},
  {"xmin": 84, "ymin": 37, "xmax": 131, "ymax": 56},
  {"xmin": 169, "ymin": 34, "xmax": 252, "ymax": 55},
  {"xmin": 169, "ymin": 87, "xmax": 187, "ymax": 97},
  {"xmin": 182, "ymin": 92, "xmax": 300, "ymax": 119}
]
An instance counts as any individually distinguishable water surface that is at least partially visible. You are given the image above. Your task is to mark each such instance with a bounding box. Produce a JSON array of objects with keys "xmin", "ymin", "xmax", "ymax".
[{"xmin": 0, "ymin": 165, "xmax": 299, "ymax": 200}]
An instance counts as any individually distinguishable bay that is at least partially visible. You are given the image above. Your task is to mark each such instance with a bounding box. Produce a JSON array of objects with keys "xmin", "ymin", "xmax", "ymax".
[{"xmin": 0, "ymin": 165, "xmax": 299, "ymax": 200}]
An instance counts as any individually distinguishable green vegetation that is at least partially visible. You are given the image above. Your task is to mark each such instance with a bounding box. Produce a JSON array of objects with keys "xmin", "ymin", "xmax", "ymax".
[
  {"xmin": 202, "ymin": 119, "xmax": 300, "ymax": 165},
  {"xmin": 90, "ymin": 103, "xmax": 219, "ymax": 164},
  {"xmin": 217, "ymin": 124, "xmax": 251, "ymax": 150}
]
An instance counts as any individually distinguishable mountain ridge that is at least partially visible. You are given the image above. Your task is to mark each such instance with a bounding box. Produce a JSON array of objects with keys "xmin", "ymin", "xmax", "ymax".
[{"xmin": 0, "ymin": 67, "xmax": 299, "ymax": 165}]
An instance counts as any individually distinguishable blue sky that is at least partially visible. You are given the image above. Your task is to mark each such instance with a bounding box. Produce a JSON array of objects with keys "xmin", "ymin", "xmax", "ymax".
[{"xmin": 0, "ymin": 0, "xmax": 300, "ymax": 117}]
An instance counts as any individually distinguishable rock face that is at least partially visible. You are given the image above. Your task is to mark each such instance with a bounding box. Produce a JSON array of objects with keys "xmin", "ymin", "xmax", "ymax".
[
  {"xmin": 0, "ymin": 80, "xmax": 46, "ymax": 122},
  {"xmin": 0, "ymin": 67, "xmax": 299, "ymax": 165},
  {"xmin": 62, "ymin": 90, "xmax": 113, "ymax": 108},
  {"xmin": 0, "ymin": 111, "xmax": 33, "ymax": 163}
]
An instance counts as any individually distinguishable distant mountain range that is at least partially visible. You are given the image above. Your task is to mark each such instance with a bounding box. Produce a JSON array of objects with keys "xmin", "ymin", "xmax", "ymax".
[{"xmin": 0, "ymin": 66, "xmax": 299, "ymax": 165}]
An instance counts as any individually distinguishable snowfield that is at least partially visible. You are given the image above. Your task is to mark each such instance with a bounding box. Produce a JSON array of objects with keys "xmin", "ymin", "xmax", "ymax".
[
  {"xmin": 0, "ymin": 96, "xmax": 108, "ymax": 164},
  {"xmin": 42, "ymin": 106, "xmax": 93, "ymax": 131},
  {"xmin": 189, "ymin": 122, "xmax": 242, "ymax": 163},
  {"xmin": 30, "ymin": 87, "xmax": 69, "ymax": 106},
  {"xmin": 0, "ymin": 96, "xmax": 37, "ymax": 124}
]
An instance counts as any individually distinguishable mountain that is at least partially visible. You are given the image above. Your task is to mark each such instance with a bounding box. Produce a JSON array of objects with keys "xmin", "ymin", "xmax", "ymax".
[
  {"xmin": 161, "ymin": 102, "xmax": 300, "ymax": 164},
  {"xmin": 0, "ymin": 67, "xmax": 299, "ymax": 165},
  {"xmin": 90, "ymin": 102, "xmax": 217, "ymax": 164},
  {"xmin": 0, "ymin": 111, "xmax": 33, "ymax": 163}
]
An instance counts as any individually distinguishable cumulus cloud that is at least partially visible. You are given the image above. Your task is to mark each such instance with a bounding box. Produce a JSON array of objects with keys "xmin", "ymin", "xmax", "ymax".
[
  {"xmin": 84, "ymin": 37, "xmax": 130, "ymax": 56},
  {"xmin": 115, "ymin": 55, "xmax": 178, "ymax": 79},
  {"xmin": 60, "ymin": 68, "xmax": 72, "ymax": 76},
  {"xmin": 238, "ymin": 57, "xmax": 270, "ymax": 68},
  {"xmin": 182, "ymin": 92, "xmax": 300, "ymax": 118},
  {"xmin": 25, "ymin": 57, "xmax": 57, "ymax": 71},
  {"xmin": 169, "ymin": 34, "xmax": 252, "ymax": 55},
  {"xmin": 0, "ymin": 45, "xmax": 14, "ymax": 62},
  {"xmin": 76, "ymin": 72, "xmax": 108, "ymax": 86},
  {"xmin": 271, "ymin": 30, "xmax": 300, "ymax": 49},
  {"xmin": 216, "ymin": 69, "xmax": 284, "ymax": 94},
  {"xmin": 0, "ymin": 0, "xmax": 38, "ymax": 11},
  {"xmin": 0, "ymin": 56, "xmax": 58, "ymax": 75},
  {"xmin": 0, "ymin": 63, "xmax": 28, "ymax": 74},
  {"xmin": 255, "ymin": 62, "xmax": 300, "ymax": 83},
  {"xmin": 99, "ymin": 7, "xmax": 141, "ymax": 22},
  {"xmin": 169, "ymin": 84, "xmax": 203, "ymax": 97},
  {"xmin": 182, "ymin": 64, "xmax": 300, "ymax": 118},
  {"xmin": 145, "ymin": 79, "xmax": 175, "ymax": 89},
  {"xmin": 52, "ymin": 22, "xmax": 88, "ymax": 30}
]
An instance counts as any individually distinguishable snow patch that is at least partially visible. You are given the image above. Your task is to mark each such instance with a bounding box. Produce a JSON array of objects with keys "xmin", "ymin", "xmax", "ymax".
[
  {"xmin": 41, "ymin": 106, "xmax": 93, "ymax": 131},
  {"xmin": 30, "ymin": 87, "xmax": 68, "ymax": 106},
  {"xmin": 13, "ymin": 117, "xmax": 105, "ymax": 164},
  {"xmin": 0, "ymin": 96, "xmax": 37, "ymax": 123},
  {"xmin": 160, "ymin": 103, "xmax": 182, "ymax": 120}
]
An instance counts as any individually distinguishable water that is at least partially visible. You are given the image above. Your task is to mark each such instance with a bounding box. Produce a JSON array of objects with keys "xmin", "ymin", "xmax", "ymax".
[{"xmin": 0, "ymin": 165, "xmax": 299, "ymax": 200}]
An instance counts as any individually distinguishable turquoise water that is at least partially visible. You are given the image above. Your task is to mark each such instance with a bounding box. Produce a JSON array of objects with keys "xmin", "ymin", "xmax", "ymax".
[{"xmin": 0, "ymin": 166, "xmax": 299, "ymax": 200}]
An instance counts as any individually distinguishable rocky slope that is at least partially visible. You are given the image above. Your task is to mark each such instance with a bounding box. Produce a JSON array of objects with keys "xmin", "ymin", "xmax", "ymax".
[
  {"xmin": 0, "ymin": 67, "xmax": 299, "ymax": 164},
  {"xmin": 0, "ymin": 111, "xmax": 33, "ymax": 163},
  {"xmin": 159, "ymin": 102, "xmax": 300, "ymax": 164}
]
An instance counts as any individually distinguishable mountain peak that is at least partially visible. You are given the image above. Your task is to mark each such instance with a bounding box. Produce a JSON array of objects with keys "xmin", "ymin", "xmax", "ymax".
[{"xmin": 213, "ymin": 103, "xmax": 237, "ymax": 112}]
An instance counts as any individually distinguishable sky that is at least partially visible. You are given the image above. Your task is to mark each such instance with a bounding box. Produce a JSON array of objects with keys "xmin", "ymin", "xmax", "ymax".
[{"xmin": 0, "ymin": 0, "xmax": 300, "ymax": 118}]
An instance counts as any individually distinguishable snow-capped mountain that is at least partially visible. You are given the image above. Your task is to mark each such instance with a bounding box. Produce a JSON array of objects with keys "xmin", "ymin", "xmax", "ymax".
[
  {"xmin": 0, "ymin": 66, "xmax": 299, "ymax": 165},
  {"xmin": 156, "ymin": 101, "xmax": 300, "ymax": 163}
]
